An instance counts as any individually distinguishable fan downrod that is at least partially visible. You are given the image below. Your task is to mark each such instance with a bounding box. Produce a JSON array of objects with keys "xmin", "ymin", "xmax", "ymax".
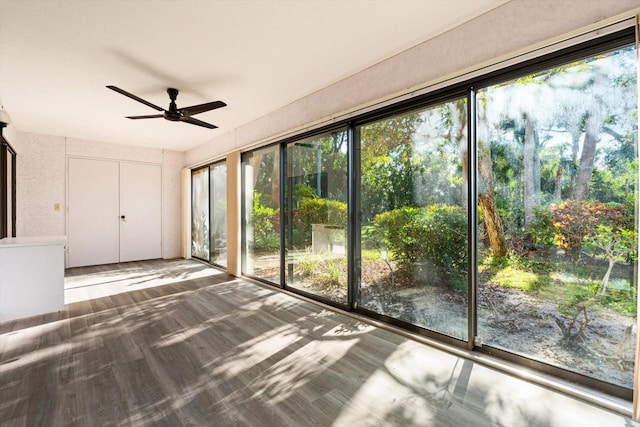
[{"xmin": 165, "ymin": 88, "xmax": 180, "ymax": 119}]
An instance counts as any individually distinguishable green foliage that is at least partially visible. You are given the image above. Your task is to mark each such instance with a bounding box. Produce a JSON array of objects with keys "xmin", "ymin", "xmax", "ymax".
[
  {"xmin": 584, "ymin": 225, "xmax": 637, "ymax": 263},
  {"xmin": 480, "ymin": 253, "xmax": 553, "ymax": 292},
  {"xmin": 316, "ymin": 258, "xmax": 346, "ymax": 289},
  {"xmin": 360, "ymin": 112, "xmax": 425, "ymax": 221},
  {"xmin": 295, "ymin": 198, "xmax": 348, "ymax": 234},
  {"xmin": 372, "ymin": 205, "xmax": 467, "ymax": 285},
  {"xmin": 528, "ymin": 207, "xmax": 556, "ymax": 246},
  {"xmin": 557, "ymin": 284, "xmax": 597, "ymax": 317},
  {"xmin": 251, "ymin": 193, "xmax": 280, "ymax": 252},
  {"xmin": 299, "ymin": 249, "xmax": 319, "ymax": 276},
  {"xmin": 293, "ymin": 183, "xmax": 317, "ymax": 203},
  {"xmin": 600, "ymin": 288, "xmax": 637, "ymax": 316}
]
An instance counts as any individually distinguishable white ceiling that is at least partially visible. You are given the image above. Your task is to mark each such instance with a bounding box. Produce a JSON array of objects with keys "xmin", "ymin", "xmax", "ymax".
[{"xmin": 0, "ymin": 0, "xmax": 507, "ymax": 152}]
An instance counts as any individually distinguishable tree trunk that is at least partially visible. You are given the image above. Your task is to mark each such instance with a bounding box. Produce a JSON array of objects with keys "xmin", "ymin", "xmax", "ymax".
[
  {"xmin": 573, "ymin": 115, "xmax": 599, "ymax": 200},
  {"xmin": 523, "ymin": 116, "xmax": 539, "ymax": 227},
  {"xmin": 599, "ymin": 258, "xmax": 616, "ymax": 295},
  {"xmin": 554, "ymin": 163, "xmax": 563, "ymax": 200},
  {"xmin": 573, "ymin": 70, "xmax": 604, "ymax": 201},
  {"xmin": 453, "ymin": 99, "xmax": 468, "ymax": 212},
  {"xmin": 479, "ymin": 193, "xmax": 508, "ymax": 257},
  {"xmin": 477, "ymin": 98, "xmax": 508, "ymax": 258},
  {"xmin": 271, "ymin": 152, "xmax": 280, "ymax": 208},
  {"xmin": 249, "ymin": 153, "xmax": 263, "ymax": 189}
]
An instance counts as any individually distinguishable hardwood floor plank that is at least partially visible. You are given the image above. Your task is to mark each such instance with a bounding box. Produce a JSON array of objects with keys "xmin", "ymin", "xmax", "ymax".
[{"xmin": 0, "ymin": 259, "xmax": 637, "ymax": 426}]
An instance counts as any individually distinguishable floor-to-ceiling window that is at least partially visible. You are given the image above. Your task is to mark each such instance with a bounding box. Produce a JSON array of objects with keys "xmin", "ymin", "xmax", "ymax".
[
  {"xmin": 234, "ymin": 26, "xmax": 637, "ymax": 401},
  {"xmin": 285, "ymin": 129, "xmax": 349, "ymax": 304},
  {"xmin": 476, "ymin": 42, "xmax": 637, "ymax": 391},
  {"xmin": 191, "ymin": 167, "xmax": 209, "ymax": 260},
  {"xmin": 210, "ymin": 161, "xmax": 227, "ymax": 268},
  {"xmin": 241, "ymin": 145, "xmax": 281, "ymax": 283},
  {"xmin": 192, "ymin": 161, "xmax": 228, "ymax": 267},
  {"xmin": 357, "ymin": 98, "xmax": 469, "ymax": 340}
]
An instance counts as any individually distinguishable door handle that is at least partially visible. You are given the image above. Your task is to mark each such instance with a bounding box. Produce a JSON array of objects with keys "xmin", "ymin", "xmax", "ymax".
[{"xmin": 121, "ymin": 215, "xmax": 126, "ymax": 222}]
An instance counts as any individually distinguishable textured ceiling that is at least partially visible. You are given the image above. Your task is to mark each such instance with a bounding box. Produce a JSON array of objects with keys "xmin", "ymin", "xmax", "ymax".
[{"xmin": 0, "ymin": 0, "xmax": 507, "ymax": 151}]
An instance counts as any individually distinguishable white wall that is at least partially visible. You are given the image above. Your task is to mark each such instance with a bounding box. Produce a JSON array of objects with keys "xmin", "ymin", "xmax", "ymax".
[
  {"xmin": 186, "ymin": 0, "xmax": 640, "ymax": 165},
  {"xmin": 15, "ymin": 132, "xmax": 66, "ymax": 236},
  {"xmin": 162, "ymin": 150, "xmax": 185, "ymax": 259},
  {"xmin": 15, "ymin": 131, "xmax": 185, "ymax": 259}
]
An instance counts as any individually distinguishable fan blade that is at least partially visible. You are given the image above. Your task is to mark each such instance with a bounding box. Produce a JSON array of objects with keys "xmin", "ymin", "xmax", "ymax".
[
  {"xmin": 180, "ymin": 100, "xmax": 227, "ymax": 116},
  {"xmin": 181, "ymin": 116, "xmax": 218, "ymax": 129},
  {"xmin": 106, "ymin": 85, "xmax": 164, "ymax": 111},
  {"xmin": 126, "ymin": 114, "xmax": 164, "ymax": 119}
]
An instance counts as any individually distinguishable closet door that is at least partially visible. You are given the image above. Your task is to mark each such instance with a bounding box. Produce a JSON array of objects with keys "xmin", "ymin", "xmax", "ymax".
[
  {"xmin": 68, "ymin": 158, "xmax": 120, "ymax": 267},
  {"xmin": 119, "ymin": 162, "xmax": 162, "ymax": 262}
]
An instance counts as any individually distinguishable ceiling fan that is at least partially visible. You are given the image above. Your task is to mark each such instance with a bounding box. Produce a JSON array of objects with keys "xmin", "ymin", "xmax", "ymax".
[{"xmin": 106, "ymin": 85, "xmax": 226, "ymax": 129}]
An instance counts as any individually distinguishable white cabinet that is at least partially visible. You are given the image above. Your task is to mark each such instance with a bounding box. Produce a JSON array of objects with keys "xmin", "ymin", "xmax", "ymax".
[{"xmin": 0, "ymin": 236, "xmax": 66, "ymax": 321}]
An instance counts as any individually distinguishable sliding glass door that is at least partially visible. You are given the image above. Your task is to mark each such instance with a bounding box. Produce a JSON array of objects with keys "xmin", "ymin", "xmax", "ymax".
[
  {"xmin": 357, "ymin": 98, "xmax": 469, "ymax": 340},
  {"xmin": 191, "ymin": 161, "xmax": 227, "ymax": 267},
  {"xmin": 285, "ymin": 129, "xmax": 349, "ymax": 304},
  {"xmin": 210, "ymin": 162, "xmax": 227, "ymax": 268},
  {"xmin": 241, "ymin": 146, "xmax": 281, "ymax": 283},
  {"xmin": 235, "ymin": 28, "xmax": 637, "ymax": 398},
  {"xmin": 191, "ymin": 167, "xmax": 209, "ymax": 260},
  {"xmin": 476, "ymin": 44, "xmax": 637, "ymax": 390}
]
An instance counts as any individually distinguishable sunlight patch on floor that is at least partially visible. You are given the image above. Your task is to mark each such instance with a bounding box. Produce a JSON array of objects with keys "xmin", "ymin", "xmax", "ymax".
[
  {"xmin": 250, "ymin": 337, "xmax": 360, "ymax": 404},
  {"xmin": 64, "ymin": 260, "xmax": 223, "ymax": 304}
]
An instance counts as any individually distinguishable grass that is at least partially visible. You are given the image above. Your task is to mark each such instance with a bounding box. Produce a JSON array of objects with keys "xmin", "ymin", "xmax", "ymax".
[
  {"xmin": 479, "ymin": 251, "xmax": 636, "ymax": 318},
  {"xmin": 492, "ymin": 266, "xmax": 544, "ymax": 291},
  {"xmin": 299, "ymin": 249, "xmax": 319, "ymax": 276},
  {"xmin": 361, "ymin": 248, "xmax": 396, "ymax": 261},
  {"xmin": 480, "ymin": 253, "xmax": 553, "ymax": 292}
]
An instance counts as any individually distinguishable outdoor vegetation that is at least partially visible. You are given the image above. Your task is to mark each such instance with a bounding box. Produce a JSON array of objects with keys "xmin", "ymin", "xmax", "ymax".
[{"xmin": 239, "ymin": 44, "xmax": 638, "ymax": 390}]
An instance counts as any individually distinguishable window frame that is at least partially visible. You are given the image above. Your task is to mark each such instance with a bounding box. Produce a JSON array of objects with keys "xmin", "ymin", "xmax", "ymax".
[{"xmin": 234, "ymin": 26, "xmax": 638, "ymax": 402}]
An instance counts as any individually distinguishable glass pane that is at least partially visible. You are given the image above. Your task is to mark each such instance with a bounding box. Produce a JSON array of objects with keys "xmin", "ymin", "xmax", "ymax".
[
  {"xmin": 191, "ymin": 167, "xmax": 209, "ymax": 260},
  {"xmin": 285, "ymin": 129, "xmax": 348, "ymax": 303},
  {"xmin": 358, "ymin": 99, "xmax": 469, "ymax": 340},
  {"xmin": 242, "ymin": 146, "xmax": 281, "ymax": 283},
  {"xmin": 476, "ymin": 45, "xmax": 637, "ymax": 389},
  {"xmin": 210, "ymin": 162, "xmax": 227, "ymax": 268}
]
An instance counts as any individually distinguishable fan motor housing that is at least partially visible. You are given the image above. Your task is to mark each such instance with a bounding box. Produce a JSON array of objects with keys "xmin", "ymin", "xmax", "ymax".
[{"xmin": 164, "ymin": 111, "xmax": 182, "ymax": 121}]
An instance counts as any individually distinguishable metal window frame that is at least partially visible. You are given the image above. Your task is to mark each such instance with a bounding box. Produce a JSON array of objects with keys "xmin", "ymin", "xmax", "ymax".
[
  {"xmin": 208, "ymin": 160, "xmax": 227, "ymax": 269},
  {"xmin": 190, "ymin": 165, "xmax": 210, "ymax": 263},
  {"xmin": 235, "ymin": 23, "xmax": 638, "ymax": 405},
  {"xmin": 281, "ymin": 126, "xmax": 351, "ymax": 311}
]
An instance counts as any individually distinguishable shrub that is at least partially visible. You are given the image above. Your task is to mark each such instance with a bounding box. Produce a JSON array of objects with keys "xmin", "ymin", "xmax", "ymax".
[
  {"xmin": 251, "ymin": 193, "xmax": 280, "ymax": 252},
  {"xmin": 373, "ymin": 205, "xmax": 467, "ymax": 284},
  {"xmin": 528, "ymin": 207, "xmax": 555, "ymax": 246},
  {"xmin": 296, "ymin": 198, "xmax": 348, "ymax": 234},
  {"xmin": 548, "ymin": 200, "xmax": 632, "ymax": 259}
]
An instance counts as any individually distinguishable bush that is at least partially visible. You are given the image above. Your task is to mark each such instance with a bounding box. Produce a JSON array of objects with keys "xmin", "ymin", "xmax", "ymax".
[
  {"xmin": 251, "ymin": 193, "xmax": 280, "ymax": 252},
  {"xmin": 548, "ymin": 200, "xmax": 632, "ymax": 259},
  {"xmin": 296, "ymin": 198, "xmax": 348, "ymax": 234},
  {"xmin": 373, "ymin": 205, "xmax": 467, "ymax": 284},
  {"xmin": 528, "ymin": 207, "xmax": 555, "ymax": 246}
]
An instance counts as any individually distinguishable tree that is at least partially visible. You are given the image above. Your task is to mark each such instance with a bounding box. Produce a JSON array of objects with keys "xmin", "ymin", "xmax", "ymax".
[
  {"xmin": 523, "ymin": 114, "xmax": 540, "ymax": 227},
  {"xmin": 360, "ymin": 112, "xmax": 424, "ymax": 221},
  {"xmin": 477, "ymin": 94, "xmax": 508, "ymax": 257},
  {"xmin": 585, "ymin": 225, "xmax": 636, "ymax": 295}
]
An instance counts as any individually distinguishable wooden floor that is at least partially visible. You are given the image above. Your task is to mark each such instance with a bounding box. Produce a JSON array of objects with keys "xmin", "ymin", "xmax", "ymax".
[{"xmin": 0, "ymin": 259, "xmax": 638, "ymax": 426}]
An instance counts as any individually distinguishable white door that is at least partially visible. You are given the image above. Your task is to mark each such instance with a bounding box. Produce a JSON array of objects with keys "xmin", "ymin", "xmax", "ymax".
[
  {"xmin": 68, "ymin": 158, "xmax": 120, "ymax": 267},
  {"xmin": 119, "ymin": 162, "xmax": 162, "ymax": 262}
]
